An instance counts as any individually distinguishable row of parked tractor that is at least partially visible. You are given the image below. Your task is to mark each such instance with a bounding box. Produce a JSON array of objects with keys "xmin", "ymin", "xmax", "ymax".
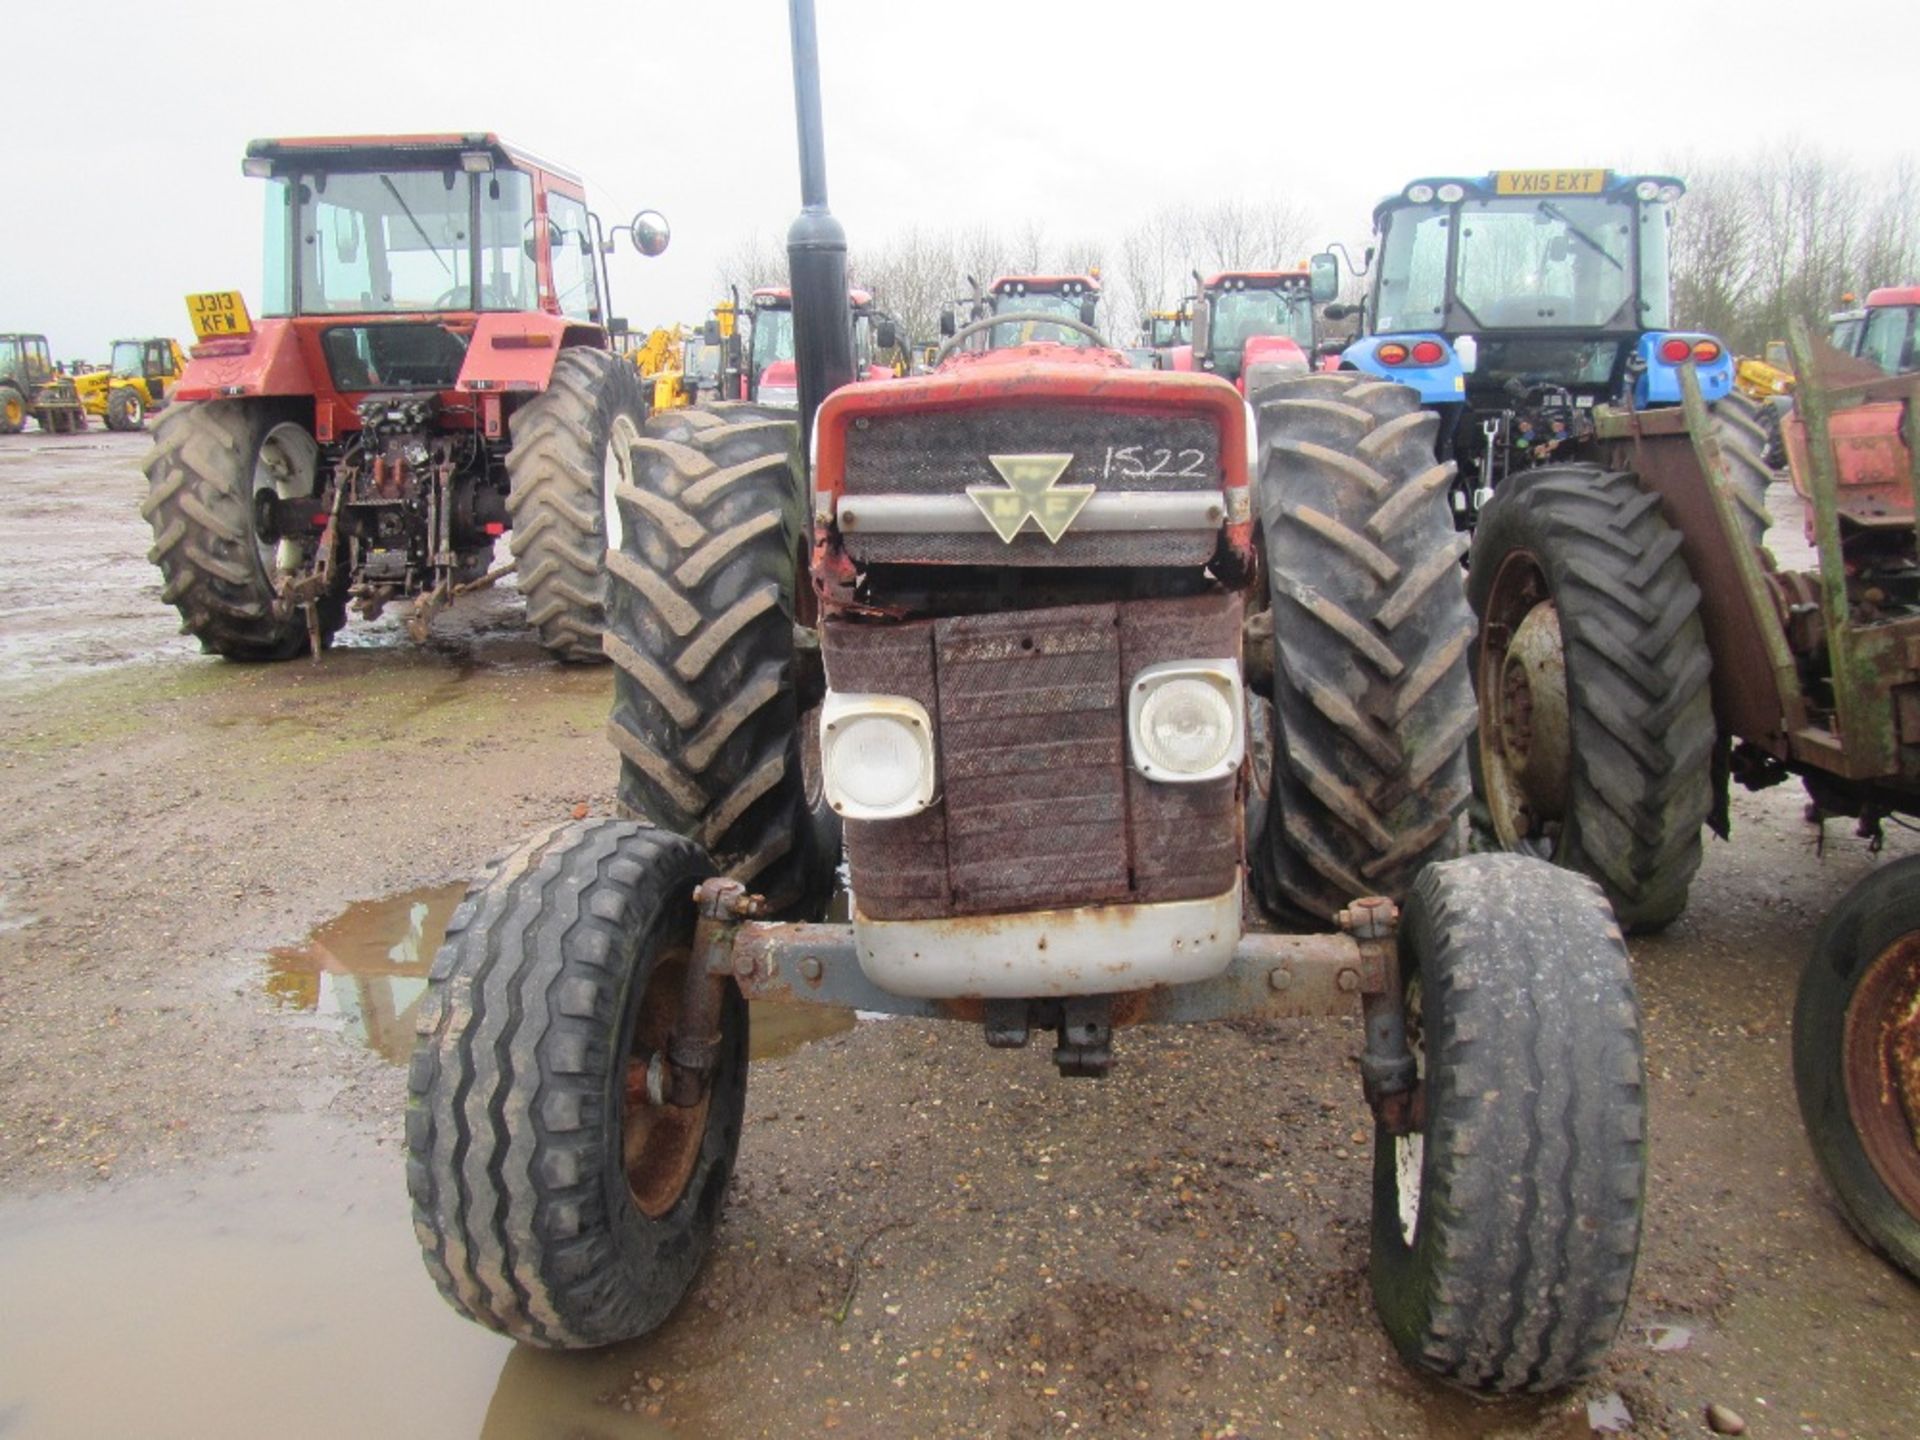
[{"xmin": 38, "ymin": 25, "xmax": 1916, "ymax": 1401}]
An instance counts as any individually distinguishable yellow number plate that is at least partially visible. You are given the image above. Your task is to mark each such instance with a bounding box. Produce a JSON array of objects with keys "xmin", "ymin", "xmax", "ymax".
[
  {"xmin": 186, "ymin": 291, "xmax": 253, "ymax": 341},
  {"xmin": 1493, "ymin": 169, "xmax": 1608, "ymax": 197}
]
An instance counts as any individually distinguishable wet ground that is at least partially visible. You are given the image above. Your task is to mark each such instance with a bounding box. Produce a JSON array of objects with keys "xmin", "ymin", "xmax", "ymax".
[{"xmin": 0, "ymin": 434, "xmax": 1916, "ymax": 1438}]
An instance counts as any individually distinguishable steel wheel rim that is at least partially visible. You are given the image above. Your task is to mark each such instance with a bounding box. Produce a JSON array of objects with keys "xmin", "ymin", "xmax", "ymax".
[
  {"xmin": 1478, "ymin": 549, "xmax": 1568, "ymax": 859},
  {"xmin": 252, "ymin": 421, "xmax": 319, "ymax": 577},
  {"xmin": 603, "ymin": 412, "xmax": 639, "ymax": 555},
  {"xmin": 622, "ymin": 945, "xmax": 712, "ymax": 1220},
  {"xmin": 1841, "ymin": 931, "xmax": 1920, "ymax": 1220}
]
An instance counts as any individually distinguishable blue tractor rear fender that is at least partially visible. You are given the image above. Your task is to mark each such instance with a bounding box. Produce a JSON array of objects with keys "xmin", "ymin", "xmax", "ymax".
[
  {"xmin": 1633, "ymin": 332, "xmax": 1735, "ymax": 407},
  {"xmin": 1339, "ymin": 334, "xmax": 1467, "ymax": 406}
]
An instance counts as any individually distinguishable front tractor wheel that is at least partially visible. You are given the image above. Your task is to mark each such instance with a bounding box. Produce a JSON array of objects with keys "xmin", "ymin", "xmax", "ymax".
[
  {"xmin": 604, "ymin": 403, "xmax": 837, "ymax": 918},
  {"xmin": 1467, "ymin": 465, "xmax": 1715, "ymax": 932},
  {"xmin": 1793, "ymin": 855, "xmax": 1920, "ymax": 1281},
  {"xmin": 1371, "ymin": 854, "xmax": 1646, "ymax": 1393},
  {"xmin": 407, "ymin": 819, "xmax": 747, "ymax": 1347},
  {"xmin": 0, "ymin": 385, "xmax": 24, "ymax": 434},
  {"xmin": 1250, "ymin": 373, "xmax": 1478, "ymax": 922},
  {"xmin": 139, "ymin": 401, "xmax": 341, "ymax": 661},
  {"xmin": 505, "ymin": 347, "xmax": 649, "ymax": 662},
  {"xmin": 106, "ymin": 386, "xmax": 145, "ymax": 432}
]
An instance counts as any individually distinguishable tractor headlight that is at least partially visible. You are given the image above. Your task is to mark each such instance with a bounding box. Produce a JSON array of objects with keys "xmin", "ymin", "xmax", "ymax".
[
  {"xmin": 1128, "ymin": 661, "xmax": 1244, "ymax": 783},
  {"xmin": 820, "ymin": 693, "xmax": 936, "ymax": 820}
]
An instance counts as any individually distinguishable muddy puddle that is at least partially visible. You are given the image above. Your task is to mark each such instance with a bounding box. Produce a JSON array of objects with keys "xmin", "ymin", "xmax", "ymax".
[
  {"xmin": 266, "ymin": 885, "xmax": 856, "ymax": 1066},
  {"xmin": 0, "ymin": 1116, "xmax": 688, "ymax": 1440}
]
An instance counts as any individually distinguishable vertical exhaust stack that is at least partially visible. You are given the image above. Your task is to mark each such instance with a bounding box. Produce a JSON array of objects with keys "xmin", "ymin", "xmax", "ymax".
[{"xmin": 785, "ymin": 0, "xmax": 856, "ymax": 465}]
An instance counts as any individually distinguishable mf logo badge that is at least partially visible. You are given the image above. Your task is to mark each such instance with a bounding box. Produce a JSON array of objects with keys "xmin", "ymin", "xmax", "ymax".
[{"xmin": 968, "ymin": 453, "xmax": 1093, "ymax": 544}]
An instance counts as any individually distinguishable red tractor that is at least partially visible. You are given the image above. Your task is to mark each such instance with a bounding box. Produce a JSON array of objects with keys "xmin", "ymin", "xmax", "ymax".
[
  {"xmin": 140, "ymin": 133, "xmax": 669, "ymax": 661},
  {"xmin": 408, "ymin": 1, "xmax": 1649, "ymax": 1395},
  {"xmin": 940, "ymin": 273, "xmax": 1105, "ymax": 354},
  {"xmin": 1184, "ymin": 263, "xmax": 1339, "ymax": 389},
  {"xmin": 740, "ymin": 285, "xmax": 900, "ymax": 405}
]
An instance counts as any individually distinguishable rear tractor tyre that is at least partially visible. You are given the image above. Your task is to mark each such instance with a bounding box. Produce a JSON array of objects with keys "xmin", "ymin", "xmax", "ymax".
[
  {"xmin": 407, "ymin": 819, "xmax": 747, "ymax": 1346},
  {"xmin": 139, "ymin": 401, "xmax": 342, "ymax": 661},
  {"xmin": 604, "ymin": 403, "xmax": 838, "ymax": 918},
  {"xmin": 505, "ymin": 346, "xmax": 649, "ymax": 662},
  {"xmin": 0, "ymin": 385, "xmax": 23, "ymax": 434},
  {"xmin": 1371, "ymin": 853, "xmax": 1645, "ymax": 1393},
  {"xmin": 106, "ymin": 386, "xmax": 145, "ymax": 432},
  {"xmin": 1467, "ymin": 465, "xmax": 1714, "ymax": 932},
  {"xmin": 1250, "ymin": 372, "xmax": 1477, "ymax": 922},
  {"xmin": 1711, "ymin": 392, "xmax": 1776, "ymax": 548},
  {"xmin": 1792, "ymin": 855, "xmax": 1920, "ymax": 1282}
]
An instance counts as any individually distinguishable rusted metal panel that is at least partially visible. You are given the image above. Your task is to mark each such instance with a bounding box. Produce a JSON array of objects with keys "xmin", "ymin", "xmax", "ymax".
[
  {"xmin": 820, "ymin": 592, "xmax": 1244, "ymax": 921},
  {"xmin": 1603, "ymin": 392, "xmax": 1803, "ymax": 752},
  {"xmin": 823, "ymin": 620, "xmax": 952, "ymax": 918},
  {"xmin": 726, "ymin": 919, "xmax": 1373, "ymax": 1023},
  {"xmin": 937, "ymin": 605, "xmax": 1132, "ymax": 913}
]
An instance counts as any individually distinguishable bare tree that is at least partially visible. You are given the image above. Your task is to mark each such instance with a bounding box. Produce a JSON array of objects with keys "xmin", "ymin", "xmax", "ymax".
[
  {"xmin": 1669, "ymin": 147, "xmax": 1920, "ymax": 353},
  {"xmin": 713, "ymin": 229, "xmax": 788, "ymax": 299}
]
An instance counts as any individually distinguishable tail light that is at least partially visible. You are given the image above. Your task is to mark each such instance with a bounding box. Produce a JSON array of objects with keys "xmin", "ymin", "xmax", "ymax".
[
  {"xmin": 1691, "ymin": 340, "xmax": 1722, "ymax": 363},
  {"xmin": 1376, "ymin": 342, "xmax": 1410, "ymax": 365},
  {"xmin": 1410, "ymin": 340, "xmax": 1446, "ymax": 365},
  {"xmin": 1657, "ymin": 337, "xmax": 1692, "ymax": 364}
]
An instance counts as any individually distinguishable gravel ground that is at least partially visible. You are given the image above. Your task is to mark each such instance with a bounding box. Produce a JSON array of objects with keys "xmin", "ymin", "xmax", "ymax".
[{"xmin": 0, "ymin": 433, "xmax": 1915, "ymax": 1439}]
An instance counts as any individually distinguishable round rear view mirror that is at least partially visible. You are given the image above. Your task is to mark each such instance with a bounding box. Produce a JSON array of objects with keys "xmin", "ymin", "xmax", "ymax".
[{"xmin": 630, "ymin": 209, "xmax": 671, "ymax": 258}]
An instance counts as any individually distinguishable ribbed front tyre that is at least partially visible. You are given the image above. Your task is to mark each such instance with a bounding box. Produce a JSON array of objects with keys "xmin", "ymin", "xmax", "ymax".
[
  {"xmin": 1371, "ymin": 854, "xmax": 1646, "ymax": 1393},
  {"xmin": 407, "ymin": 820, "xmax": 747, "ymax": 1347}
]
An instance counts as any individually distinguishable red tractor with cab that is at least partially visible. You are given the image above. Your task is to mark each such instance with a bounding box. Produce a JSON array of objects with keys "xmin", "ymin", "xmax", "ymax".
[
  {"xmin": 739, "ymin": 285, "xmax": 900, "ymax": 406},
  {"xmin": 408, "ymin": 2, "xmax": 1650, "ymax": 1396},
  {"xmin": 1182, "ymin": 262, "xmax": 1339, "ymax": 389},
  {"xmin": 140, "ymin": 133, "xmax": 669, "ymax": 661}
]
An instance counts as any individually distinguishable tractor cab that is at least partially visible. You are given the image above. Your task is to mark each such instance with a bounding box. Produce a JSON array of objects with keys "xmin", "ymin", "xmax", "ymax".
[
  {"xmin": 108, "ymin": 339, "xmax": 183, "ymax": 399},
  {"xmin": 1146, "ymin": 308, "xmax": 1190, "ymax": 350},
  {"xmin": 1856, "ymin": 286, "xmax": 1920, "ymax": 375},
  {"xmin": 1189, "ymin": 263, "xmax": 1336, "ymax": 393},
  {"xmin": 959, "ymin": 275, "xmax": 1103, "ymax": 353},
  {"xmin": 1340, "ymin": 169, "xmax": 1738, "ymax": 524},
  {"xmin": 205, "ymin": 133, "xmax": 662, "ymax": 407},
  {"xmin": 748, "ymin": 286, "xmax": 895, "ymax": 406}
]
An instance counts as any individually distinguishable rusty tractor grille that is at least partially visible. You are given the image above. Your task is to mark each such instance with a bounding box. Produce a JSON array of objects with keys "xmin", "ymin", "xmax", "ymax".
[
  {"xmin": 823, "ymin": 593, "xmax": 1242, "ymax": 920},
  {"xmin": 838, "ymin": 407, "xmax": 1222, "ymax": 569}
]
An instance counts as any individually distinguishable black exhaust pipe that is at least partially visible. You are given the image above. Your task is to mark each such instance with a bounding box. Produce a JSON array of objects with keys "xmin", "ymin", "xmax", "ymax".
[{"xmin": 785, "ymin": 0, "xmax": 855, "ymax": 469}]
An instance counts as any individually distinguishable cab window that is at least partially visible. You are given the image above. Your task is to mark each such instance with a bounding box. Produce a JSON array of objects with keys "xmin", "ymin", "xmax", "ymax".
[{"xmin": 546, "ymin": 192, "xmax": 601, "ymax": 322}]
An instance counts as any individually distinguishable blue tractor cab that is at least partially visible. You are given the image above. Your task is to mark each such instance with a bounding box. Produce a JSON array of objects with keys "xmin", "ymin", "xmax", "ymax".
[{"xmin": 1328, "ymin": 170, "xmax": 1746, "ymax": 527}]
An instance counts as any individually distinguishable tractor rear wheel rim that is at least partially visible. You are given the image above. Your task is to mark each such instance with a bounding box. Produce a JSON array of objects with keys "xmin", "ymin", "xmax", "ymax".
[
  {"xmin": 1479, "ymin": 550, "xmax": 1566, "ymax": 856},
  {"xmin": 1841, "ymin": 931, "xmax": 1920, "ymax": 1220},
  {"xmin": 622, "ymin": 945, "xmax": 712, "ymax": 1220},
  {"xmin": 603, "ymin": 413, "xmax": 639, "ymax": 554}
]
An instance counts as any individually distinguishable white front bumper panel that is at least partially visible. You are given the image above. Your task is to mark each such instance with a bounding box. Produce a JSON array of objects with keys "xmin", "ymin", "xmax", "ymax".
[{"xmin": 854, "ymin": 882, "xmax": 1242, "ymax": 999}]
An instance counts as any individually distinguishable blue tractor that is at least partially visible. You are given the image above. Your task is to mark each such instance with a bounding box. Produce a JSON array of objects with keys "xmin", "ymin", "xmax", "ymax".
[
  {"xmin": 1326, "ymin": 170, "xmax": 1773, "ymax": 533},
  {"xmin": 1312, "ymin": 171, "xmax": 1785, "ymax": 934}
]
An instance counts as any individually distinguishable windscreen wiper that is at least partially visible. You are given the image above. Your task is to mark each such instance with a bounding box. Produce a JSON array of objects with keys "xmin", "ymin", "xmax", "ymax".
[
  {"xmin": 382, "ymin": 175, "xmax": 451, "ymax": 277},
  {"xmin": 1539, "ymin": 201, "xmax": 1624, "ymax": 273}
]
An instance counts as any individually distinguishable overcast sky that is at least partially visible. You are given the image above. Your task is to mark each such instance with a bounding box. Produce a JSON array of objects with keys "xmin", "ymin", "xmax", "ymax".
[{"xmin": 6, "ymin": 0, "xmax": 1914, "ymax": 358}]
